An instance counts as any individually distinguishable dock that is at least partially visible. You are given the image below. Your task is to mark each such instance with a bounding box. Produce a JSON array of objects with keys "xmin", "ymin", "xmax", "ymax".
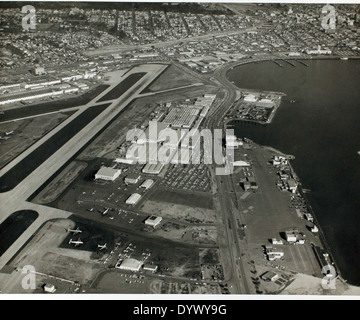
[
  {"xmin": 273, "ymin": 60, "xmax": 283, "ymax": 67},
  {"xmin": 296, "ymin": 60, "xmax": 309, "ymax": 67},
  {"xmin": 283, "ymin": 59, "xmax": 296, "ymax": 67}
]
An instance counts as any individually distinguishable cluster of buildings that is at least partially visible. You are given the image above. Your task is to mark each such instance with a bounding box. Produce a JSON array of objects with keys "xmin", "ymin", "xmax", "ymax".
[
  {"xmin": 272, "ymin": 155, "xmax": 299, "ymax": 194},
  {"xmin": 0, "ymin": 69, "xmax": 97, "ymax": 106},
  {"xmin": 116, "ymin": 94, "xmax": 216, "ymax": 176},
  {"xmin": 107, "ymin": 9, "xmax": 251, "ymax": 44},
  {"xmin": 229, "ymin": 92, "xmax": 279, "ymax": 123},
  {"xmin": 1, "ymin": 4, "xmax": 359, "ymax": 87},
  {"xmin": 265, "ymin": 246, "xmax": 284, "ymax": 261},
  {"xmin": 284, "ymin": 229, "xmax": 306, "ymax": 245}
]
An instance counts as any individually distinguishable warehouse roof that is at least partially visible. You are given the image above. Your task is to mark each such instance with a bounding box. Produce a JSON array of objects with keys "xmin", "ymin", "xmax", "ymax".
[
  {"xmin": 96, "ymin": 166, "xmax": 121, "ymax": 177},
  {"xmin": 119, "ymin": 258, "xmax": 143, "ymax": 271},
  {"xmin": 126, "ymin": 193, "xmax": 142, "ymax": 205},
  {"xmin": 140, "ymin": 179, "xmax": 155, "ymax": 189}
]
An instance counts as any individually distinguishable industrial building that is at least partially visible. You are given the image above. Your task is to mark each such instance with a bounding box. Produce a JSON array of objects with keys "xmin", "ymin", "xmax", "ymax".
[
  {"xmin": 33, "ymin": 66, "xmax": 45, "ymax": 75},
  {"xmin": 243, "ymin": 93, "xmax": 257, "ymax": 103},
  {"xmin": 140, "ymin": 179, "xmax": 155, "ymax": 190},
  {"xmin": 145, "ymin": 216, "xmax": 163, "ymax": 228},
  {"xmin": 126, "ymin": 193, "xmax": 142, "ymax": 206},
  {"xmin": 43, "ymin": 283, "xmax": 56, "ymax": 293},
  {"xmin": 265, "ymin": 246, "xmax": 284, "ymax": 261},
  {"xmin": 116, "ymin": 258, "xmax": 143, "ymax": 272},
  {"xmin": 142, "ymin": 163, "xmax": 165, "ymax": 175},
  {"xmin": 226, "ymin": 135, "xmax": 243, "ymax": 149},
  {"xmin": 0, "ymin": 88, "xmax": 64, "ymax": 106},
  {"xmin": 95, "ymin": 166, "xmax": 122, "ymax": 181},
  {"xmin": 285, "ymin": 229, "xmax": 306, "ymax": 244},
  {"xmin": 271, "ymin": 238, "xmax": 284, "ymax": 245},
  {"xmin": 163, "ymin": 106, "xmax": 200, "ymax": 129},
  {"xmin": 261, "ymin": 271, "xmax": 279, "ymax": 282},
  {"xmin": 233, "ymin": 160, "xmax": 251, "ymax": 167},
  {"xmin": 125, "ymin": 173, "xmax": 141, "ymax": 185},
  {"xmin": 288, "ymin": 179, "xmax": 298, "ymax": 193},
  {"xmin": 143, "ymin": 264, "xmax": 158, "ymax": 273},
  {"xmin": 305, "ymin": 213, "xmax": 314, "ymax": 222},
  {"xmin": 247, "ymin": 176, "xmax": 259, "ymax": 190}
]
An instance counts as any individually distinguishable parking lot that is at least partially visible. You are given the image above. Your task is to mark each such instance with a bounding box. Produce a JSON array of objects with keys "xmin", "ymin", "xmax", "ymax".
[{"xmin": 160, "ymin": 163, "xmax": 211, "ymax": 193}]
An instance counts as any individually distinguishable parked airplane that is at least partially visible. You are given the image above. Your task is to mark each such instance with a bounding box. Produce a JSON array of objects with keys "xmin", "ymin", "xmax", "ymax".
[
  {"xmin": 67, "ymin": 227, "xmax": 82, "ymax": 235},
  {"xmin": 102, "ymin": 208, "xmax": 110, "ymax": 216},
  {"xmin": 98, "ymin": 243, "xmax": 107, "ymax": 251},
  {"xmin": 69, "ymin": 238, "xmax": 83, "ymax": 247}
]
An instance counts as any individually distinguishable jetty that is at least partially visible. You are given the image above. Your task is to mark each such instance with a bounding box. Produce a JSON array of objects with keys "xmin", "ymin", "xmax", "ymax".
[
  {"xmin": 296, "ymin": 60, "xmax": 309, "ymax": 67},
  {"xmin": 273, "ymin": 60, "xmax": 283, "ymax": 67},
  {"xmin": 283, "ymin": 59, "xmax": 296, "ymax": 67}
]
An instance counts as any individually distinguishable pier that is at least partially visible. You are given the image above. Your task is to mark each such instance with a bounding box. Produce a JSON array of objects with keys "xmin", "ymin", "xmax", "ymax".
[
  {"xmin": 283, "ymin": 59, "xmax": 296, "ymax": 67},
  {"xmin": 273, "ymin": 60, "xmax": 283, "ymax": 67},
  {"xmin": 296, "ymin": 60, "xmax": 309, "ymax": 67}
]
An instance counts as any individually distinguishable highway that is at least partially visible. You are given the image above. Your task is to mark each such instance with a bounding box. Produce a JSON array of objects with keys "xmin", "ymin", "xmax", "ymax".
[{"xmin": 202, "ymin": 62, "xmax": 251, "ymax": 294}]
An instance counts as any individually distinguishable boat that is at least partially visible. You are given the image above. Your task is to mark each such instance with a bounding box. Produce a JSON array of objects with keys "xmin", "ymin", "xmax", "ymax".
[
  {"xmin": 341, "ymin": 57, "xmax": 349, "ymax": 61},
  {"xmin": 358, "ymin": 151, "xmax": 360, "ymax": 156}
]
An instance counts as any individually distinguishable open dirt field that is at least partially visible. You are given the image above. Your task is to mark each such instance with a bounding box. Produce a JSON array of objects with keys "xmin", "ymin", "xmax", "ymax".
[
  {"xmin": 34, "ymin": 161, "xmax": 88, "ymax": 204},
  {"xmin": 140, "ymin": 200, "xmax": 218, "ymax": 224},
  {"xmin": 0, "ymin": 219, "xmax": 103, "ymax": 293},
  {"xmin": 145, "ymin": 65, "xmax": 203, "ymax": 93},
  {"xmin": 0, "ymin": 112, "xmax": 72, "ymax": 169}
]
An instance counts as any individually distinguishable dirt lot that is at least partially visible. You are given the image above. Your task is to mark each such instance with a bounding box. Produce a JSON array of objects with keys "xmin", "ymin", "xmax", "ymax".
[
  {"xmin": 151, "ymin": 190, "xmax": 214, "ymax": 210},
  {"xmin": 0, "ymin": 219, "xmax": 103, "ymax": 293},
  {"xmin": 0, "ymin": 112, "xmax": 72, "ymax": 169},
  {"xmin": 140, "ymin": 199, "xmax": 218, "ymax": 224},
  {"xmin": 33, "ymin": 161, "xmax": 88, "ymax": 204},
  {"xmin": 93, "ymin": 271, "xmax": 149, "ymax": 294},
  {"xmin": 145, "ymin": 65, "xmax": 204, "ymax": 93}
]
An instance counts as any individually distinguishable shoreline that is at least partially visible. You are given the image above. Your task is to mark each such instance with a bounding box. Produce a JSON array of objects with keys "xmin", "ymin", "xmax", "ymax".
[{"xmin": 222, "ymin": 57, "xmax": 353, "ymax": 283}]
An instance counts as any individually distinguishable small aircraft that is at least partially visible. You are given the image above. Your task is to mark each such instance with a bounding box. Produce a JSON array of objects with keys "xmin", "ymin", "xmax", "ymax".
[
  {"xmin": 102, "ymin": 208, "xmax": 110, "ymax": 216},
  {"xmin": 67, "ymin": 227, "xmax": 82, "ymax": 235},
  {"xmin": 97, "ymin": 243, "xmax": 107, "ymax": 251},
  {"xmin": 69, "ymin": 238, "xmax": 83, "ymax": 247}
]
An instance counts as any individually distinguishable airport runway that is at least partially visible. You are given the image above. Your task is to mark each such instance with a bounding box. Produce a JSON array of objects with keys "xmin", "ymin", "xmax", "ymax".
[{"xmin": 0, "ymin": 64, "xmax": 168, "ymax": 270}]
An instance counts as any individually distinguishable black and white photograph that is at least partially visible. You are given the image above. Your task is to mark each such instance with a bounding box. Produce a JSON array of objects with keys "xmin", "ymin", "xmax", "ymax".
[{"xmin": 0, "ymin": 0, "xmax": 359, "ymax": 304}]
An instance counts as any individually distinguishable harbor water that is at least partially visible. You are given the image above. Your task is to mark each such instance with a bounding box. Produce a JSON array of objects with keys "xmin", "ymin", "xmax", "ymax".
[{"xmin": 227, "ymin": 59, "xmax": 360, "ymax": 286}]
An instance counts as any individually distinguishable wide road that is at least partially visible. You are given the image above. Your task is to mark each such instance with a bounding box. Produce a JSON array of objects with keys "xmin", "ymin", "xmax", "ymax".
[
  {"xmin": 83, "ymin": 27, "xmax": 257, "ymax": 57},
  {"xmin": 0, "ymin": 64, "xmax": 168, "ymax": 270},
  {"xmin": 202, "ymin": 61, "xmax": 251, "ymax": 294}
]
